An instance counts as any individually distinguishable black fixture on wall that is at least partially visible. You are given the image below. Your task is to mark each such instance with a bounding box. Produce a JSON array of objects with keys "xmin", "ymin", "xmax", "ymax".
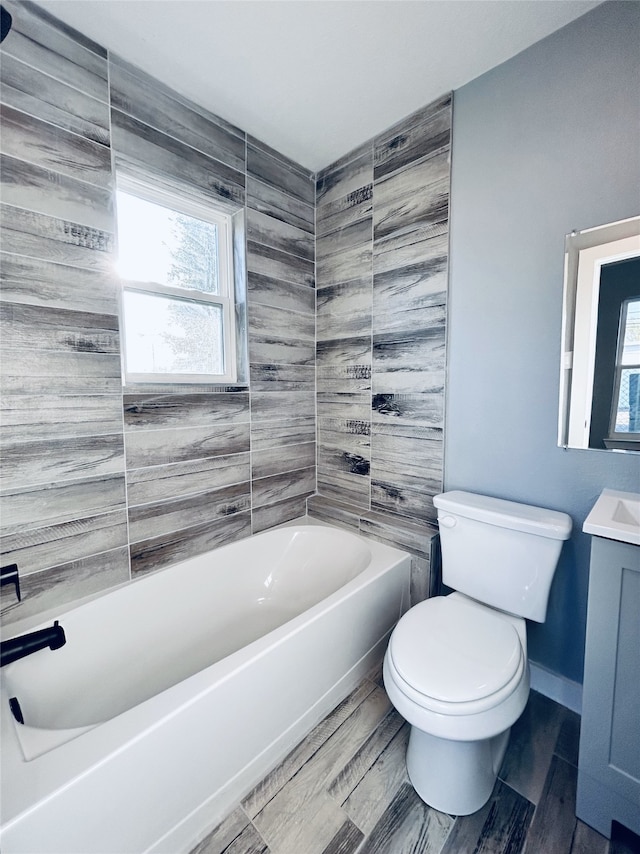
[{"xmin": 1, "ymin": 5, "xmax": 12, "ymax": 42}]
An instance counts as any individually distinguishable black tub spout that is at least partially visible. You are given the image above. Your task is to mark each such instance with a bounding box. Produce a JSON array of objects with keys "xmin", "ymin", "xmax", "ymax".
[{"xmin": 1, "ymin": 620, "xmax": 66, "ymax": 667}]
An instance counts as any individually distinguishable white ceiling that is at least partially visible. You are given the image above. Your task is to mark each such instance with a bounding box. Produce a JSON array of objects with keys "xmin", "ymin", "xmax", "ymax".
[{"xmin": 35, "ymin": 0, "xmax": 600, "ymax": 173}]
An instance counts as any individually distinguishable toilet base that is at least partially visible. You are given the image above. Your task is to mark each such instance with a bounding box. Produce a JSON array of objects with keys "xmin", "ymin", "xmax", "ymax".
[{"xmin": 406, "ymin": 725, "xmax": 511, "ymax": 816}]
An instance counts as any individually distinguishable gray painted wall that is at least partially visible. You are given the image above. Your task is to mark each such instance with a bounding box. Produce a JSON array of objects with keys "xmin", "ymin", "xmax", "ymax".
[{"xmin": 447, "ymin": 0, "xmax": 640, "ymax": 684}]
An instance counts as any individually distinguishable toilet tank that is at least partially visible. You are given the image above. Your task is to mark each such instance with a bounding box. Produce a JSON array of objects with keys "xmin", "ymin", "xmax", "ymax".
[{"xmin": 434, "ymin": 491, "xmax": 572, "ymax": 622}]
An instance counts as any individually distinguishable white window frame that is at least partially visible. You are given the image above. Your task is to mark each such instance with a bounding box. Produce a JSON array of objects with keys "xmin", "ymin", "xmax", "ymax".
[{"xmin": 116, "ymin": 175, "xmax": 238, "ymax": 385}]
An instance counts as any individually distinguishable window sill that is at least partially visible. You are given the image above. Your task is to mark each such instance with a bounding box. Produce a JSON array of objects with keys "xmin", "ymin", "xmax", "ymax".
[
  {"xmin": 603, "ymin": 436, "xmax": 640, "ymax": 451},
  {"xmin": 122, "ymin": 381, "xmax": 249, "ymax": 395}
]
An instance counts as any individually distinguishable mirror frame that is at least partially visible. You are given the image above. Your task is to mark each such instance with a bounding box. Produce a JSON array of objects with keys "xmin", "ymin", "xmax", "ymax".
[{"xmin": 558, "ymin": 215, "xmax": 640, "ymax": 451}]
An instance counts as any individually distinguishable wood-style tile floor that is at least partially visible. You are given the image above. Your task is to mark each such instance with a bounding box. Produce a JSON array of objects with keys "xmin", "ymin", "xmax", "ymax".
[{"xmin": 189, "ymin": 664, "xmax": 639, "ymax": 854}]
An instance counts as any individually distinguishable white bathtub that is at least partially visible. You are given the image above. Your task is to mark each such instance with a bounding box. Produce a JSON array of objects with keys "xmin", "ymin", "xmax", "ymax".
[{"xmin": 0, "ymin": 522, "xmax": 410, "ymax": 854}]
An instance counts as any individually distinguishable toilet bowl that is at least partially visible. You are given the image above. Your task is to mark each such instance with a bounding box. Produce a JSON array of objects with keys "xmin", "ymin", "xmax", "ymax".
[
  {"xmin": 383, "ymin": 593, "xmax": 530, "ymax": 814},
  {"xmin": 383, "ymin": 490, "xmax": 572, "ymax": 816}
]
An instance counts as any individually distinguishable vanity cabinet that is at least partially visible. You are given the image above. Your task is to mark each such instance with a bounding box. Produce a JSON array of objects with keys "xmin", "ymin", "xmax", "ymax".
[{"xmin": 576, "ymin": 536, "xmax": 640, "ymax": 838}]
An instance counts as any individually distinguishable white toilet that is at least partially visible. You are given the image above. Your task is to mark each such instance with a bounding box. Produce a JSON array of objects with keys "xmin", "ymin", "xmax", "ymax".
[{"xmin": 383, "ymin": 490, "xmax": 572, "ymax": 816}]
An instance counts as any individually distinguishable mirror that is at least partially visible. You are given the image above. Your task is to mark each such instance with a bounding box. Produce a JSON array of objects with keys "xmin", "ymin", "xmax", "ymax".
[{"xmin": 559, "ymin": 216, "xmax": 640, "ymax": 452}]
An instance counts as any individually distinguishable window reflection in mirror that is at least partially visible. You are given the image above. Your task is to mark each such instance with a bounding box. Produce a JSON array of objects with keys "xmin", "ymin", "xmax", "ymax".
[
  {"xmin": 591, "ymin": 265, "xmax": 640, "ymax": 449},
  {"xmin": 609, "ymin": 297, "xmax": 640, "ymax": 438},
  {"xmin": 559, "ymin": 216, "xmax": 640, "ymax": 452}
]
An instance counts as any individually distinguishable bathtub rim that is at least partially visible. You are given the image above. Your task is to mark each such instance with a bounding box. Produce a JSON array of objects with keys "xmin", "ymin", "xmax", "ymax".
[
  {"xmin": 1, "ymin": 517, "xmax": 411, "ymax": 835},
  {"xmin": 0, "ymin": 514, "xmax": 336, "ymax": 641},
  {"xmin": 3, "ymin": 518, "xmax": 376, "ymax": 739}
]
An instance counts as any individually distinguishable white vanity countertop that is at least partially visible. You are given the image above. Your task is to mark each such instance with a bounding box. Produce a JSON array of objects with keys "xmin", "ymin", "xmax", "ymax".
[{"xmin": 583, "ymin": 489, "xmax": 640, "ymax": 546}]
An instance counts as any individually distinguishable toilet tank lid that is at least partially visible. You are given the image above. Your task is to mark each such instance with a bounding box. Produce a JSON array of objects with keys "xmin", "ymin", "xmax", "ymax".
[{"xmin": 434, "ymin": 491, "xmax": 572, "ymax": 540}]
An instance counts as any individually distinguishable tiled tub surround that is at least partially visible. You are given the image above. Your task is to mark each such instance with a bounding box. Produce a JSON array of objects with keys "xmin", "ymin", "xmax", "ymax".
[
  {"xmin": 315, "ymin": 97, "xmax": 450, "ymax": 525},
  {"xmin": 0, "ymin": 2, "xmax": 316, "ymax": 625},
  {"xmin": 311, "ymin": 97, "xmax": 450, "ymax": 600},
  {"xmin": 1, "ymin": 3, "xmax": 449, "ymax": 628},
  {"xmin": 0, "ymin": 525, "xmax": 410, "ymax": 854}
]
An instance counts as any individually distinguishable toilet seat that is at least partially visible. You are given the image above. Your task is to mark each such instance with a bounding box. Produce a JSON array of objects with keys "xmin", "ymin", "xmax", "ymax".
[{"xmin": 387, "ymin": 596, "xmax": 524, "ymax": 716}]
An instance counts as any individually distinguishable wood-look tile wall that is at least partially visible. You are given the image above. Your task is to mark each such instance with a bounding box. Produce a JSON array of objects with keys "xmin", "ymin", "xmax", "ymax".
[
  {"xmin": 315, "ymin": 96, "xmax": 451, "ymax": 526},
  {"xmin": 0, "ymin": 2, "xmax": 315, "ymax": 625}
]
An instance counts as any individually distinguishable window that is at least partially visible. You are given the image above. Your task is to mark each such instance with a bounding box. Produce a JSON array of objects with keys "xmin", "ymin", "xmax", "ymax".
[
  {"xmin": 116, "ymin": 179, "xmax": 237, "ymax": 384},
  {"xmin": 609, "ymin": 297, "xmax": 640, "ymax": 438}
]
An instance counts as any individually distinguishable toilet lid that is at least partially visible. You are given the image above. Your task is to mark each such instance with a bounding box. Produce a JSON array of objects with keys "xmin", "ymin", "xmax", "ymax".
[{"xmin": 388, "ymin": 597, "xmax": 523, "ymax": 704}]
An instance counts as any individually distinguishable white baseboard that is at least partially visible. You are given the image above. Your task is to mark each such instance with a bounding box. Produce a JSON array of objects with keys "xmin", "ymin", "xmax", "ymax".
[{"xmin": 529, "ymin": 662, "xmax": 582, "ymax": 715}]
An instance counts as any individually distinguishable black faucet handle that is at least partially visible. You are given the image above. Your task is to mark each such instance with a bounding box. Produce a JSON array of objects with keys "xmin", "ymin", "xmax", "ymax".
[
  {"xmin": 1, "ymin": 564, "xmax": 21, "ymax": 602},
  {"xmin": 50, "ymin": 620, "xmax": 66, "ymax": 650}
]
